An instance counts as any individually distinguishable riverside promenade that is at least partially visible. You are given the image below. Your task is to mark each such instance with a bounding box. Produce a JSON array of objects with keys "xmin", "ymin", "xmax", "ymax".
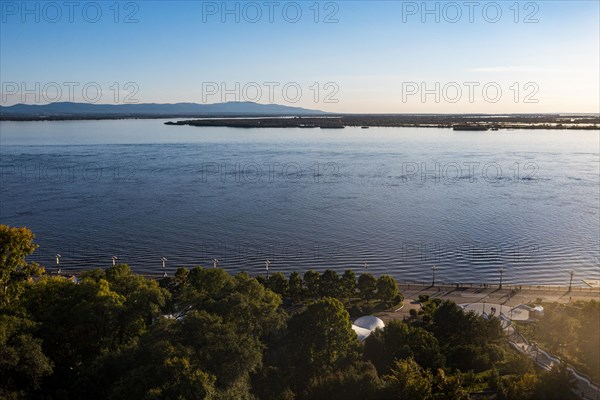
[
  {"xmin": 378, "ymin": 282, "xmax": 599, "ymax": 329},
  {"xmin": 396, "ymin": 282, "xmax": 600, "ymax": 309},
  {"xmin": 506, "ymin": 325, "xmax": 600, "ymax": 400},
  {"xmin": 378, "ymin": 283, "xmax": 600, "ymax": 400}
]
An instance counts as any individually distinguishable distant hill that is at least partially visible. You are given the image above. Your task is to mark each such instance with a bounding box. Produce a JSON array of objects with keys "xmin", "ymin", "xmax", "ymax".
[{"xmin": 0, "ymin": 101, "xmax": 327, "ymax": 118}]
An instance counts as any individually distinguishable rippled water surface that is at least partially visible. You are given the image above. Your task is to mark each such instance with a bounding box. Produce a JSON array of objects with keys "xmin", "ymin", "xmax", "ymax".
[{"xmin": 1, "ymin": 120, "xmax": 598, "ymax": 285}]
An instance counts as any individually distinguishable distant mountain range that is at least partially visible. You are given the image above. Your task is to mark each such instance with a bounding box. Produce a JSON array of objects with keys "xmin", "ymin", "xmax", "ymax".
[{"xmin": 0, "ymin": 102, "xmax": 327, "ymax": 118}]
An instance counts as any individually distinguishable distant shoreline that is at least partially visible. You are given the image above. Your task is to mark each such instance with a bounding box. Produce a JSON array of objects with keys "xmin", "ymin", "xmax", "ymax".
[
  {"xmin": 0, "ymin": 114, "xmax": 324, "ymax": 122},
  {"xmin": 166, "ymin": 115, "xmax": 600, "ymax": 130},
  {"xmin": 2, "ymin": 113, "xmax": 599, "ymax": 130}
]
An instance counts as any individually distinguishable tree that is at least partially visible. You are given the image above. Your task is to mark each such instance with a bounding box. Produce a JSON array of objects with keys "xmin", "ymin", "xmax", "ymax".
[
  {"xmin": 364, "ymin": 320, "xmax": 444, "ymax": 374},
  {"xmin": 341, "ymin": 270, "xmax": 357, "ymax": 301},
  {"xmin": 578, "ymin": 300, "xmax": 600, "ymax": 380},
  {"xmin": 492, "ymin": 370, "xmax": 538, "ymax": 400},
  {"xmin": 179, "ymin": 268, "xmax": 285, "ymax": 338},
  {"xmin": 92, "ymin": 318, "xmax": 220, "ymax": 400},
  {"xmin": 79, "ymin": 270, "xmax": 283, "ymax": 400},
  {"xmin": 383, "ymin": 358, "xmax": 433, "ymax": 400},
  {"xmin": 103, "ymin": 264, "xmax": 170, "ymax": 328},
  {"xmin": 285, "ymin": 298, "xmax": 361, "ymax": 386},
  {"xmin": 376, "ymin": 275, "xmax": 400, "ymax": 304},
  {"xmin": 160, "ymin": 267, "xmax": 190, "ymax": 312},
  {"xmin": 431, "ymin": 300, "xmax": 505, "ymax": 371},
  {"xmin": 319, "ymin": 269, "xmax": 340, "ymax": 297},
  {"xmin": 527, "ymin": 301, "xmax": 600, "ymax": 382},
  {"xmin": 23, "ymin": 267, "xmax": 169, "ymax": 395},
  {"xmin": 533, "ymin": 362, "xmax": 578, "ymax": 400},
  {"xmin": 433, "ymin": 369, "xmax": 469, "ymax": 400},
  {"xmin": 268, "ymin": 272, "xmax": 289, "ymax": 297},
  {"xmin": 303, "ymin": 270, "xmax": 321, "ymax": 298},
  {"xmin": 358, "ymin": 273, "xmax": 377, "ymax": 301},
  {"xmin": 255, "ymin": 275, "xmax": 267, "ymax": 287},
  {"xmin": 0, "ymin": 314, "xmax": 53, "ymax": 399},
  {"xmin": 0, "ymin": 225, "xmax": 44, "ymax": 307},
  {"xmin": 288, "ymin": 272, "xmax": 303, "ymax": 300},
  {"xmin": 304, "ymin": 361, "xmax": 382, "ymax": 400}
]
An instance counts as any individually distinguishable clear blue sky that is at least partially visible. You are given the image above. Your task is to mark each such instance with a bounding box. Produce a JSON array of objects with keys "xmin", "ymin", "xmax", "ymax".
[{"xmin": 1, "ymin": 0, "xmax": 599, "ymax": 113}]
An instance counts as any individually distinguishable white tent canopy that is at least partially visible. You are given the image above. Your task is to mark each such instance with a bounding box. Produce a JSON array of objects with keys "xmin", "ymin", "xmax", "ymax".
[{"xmin": 352, "ymin": 316, "xmax": 385, "ymax": 341}]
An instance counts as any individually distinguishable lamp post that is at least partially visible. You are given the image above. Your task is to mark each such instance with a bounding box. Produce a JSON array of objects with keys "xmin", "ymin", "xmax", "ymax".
[
  {"xmin": 558, "ymin": 343, "xmax": 565, "ymax": 362},
  {"xmin": 431, "ymin": 265, "xmax": 436, "ymax": 287},
  {"xmin": 56, "ymin": 254, "xmax": 61, "ymax": 274},
  {"xmin": 111, "ymin": 256, "xmax": 118, "ymax": 267},
  {"xmin": 363, "ymin": 262, "xmax": 368, "ymax": 271},
  {"xmin": 161, "ymin": 257, "xmax": 168, "ymax": 278},
  {"xmin": 568, "ymin": 270, "xmax": 574, "ymax": 292},
  {"xmin": 265, "ymin": 260, "xmax": 271, "ymax": 281},
  {"xmin": 499, "ymin": 267, "xmax": 505, "ymax": 289},
  {"xmin": 213, "ymin": 258, "xmax": 220, "ymax": 269}
]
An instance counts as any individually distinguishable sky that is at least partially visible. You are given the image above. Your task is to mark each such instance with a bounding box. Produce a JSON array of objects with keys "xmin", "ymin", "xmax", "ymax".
[{"xmin": 1, "ymin": 0, "xmax": 599, "ymax": 113}]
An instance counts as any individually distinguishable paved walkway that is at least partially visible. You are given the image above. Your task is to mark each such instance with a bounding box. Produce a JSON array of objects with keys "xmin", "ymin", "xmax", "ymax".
[
  {"xmin": 505, "ymin": 323, "xmax": 600, "ymax": 400},
  {"xmin": 378, "ymin": 284, "xmax": 599, "ymax": 323},
  {"xmin": 377, "ymin": 286, "xmax": 600, "ymax": 400},
  {"xmin": 462, "ymin": 303, "xmax": 600, "ymax": 400}
]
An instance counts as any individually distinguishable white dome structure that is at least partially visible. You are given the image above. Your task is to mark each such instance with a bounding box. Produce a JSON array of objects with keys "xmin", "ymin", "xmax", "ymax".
[
  {"xmin": 352, "ymin": 325, "xmax": 373, "ymax": 342},
  {"xmin": 352, "ymin": 316, "xmax": 385, "ymax": 341}
]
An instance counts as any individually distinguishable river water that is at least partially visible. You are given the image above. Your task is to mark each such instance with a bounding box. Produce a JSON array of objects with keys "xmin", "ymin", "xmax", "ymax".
[{"xmin": 1, "ymin": 119, "xmax": 598, "ymax": 286}]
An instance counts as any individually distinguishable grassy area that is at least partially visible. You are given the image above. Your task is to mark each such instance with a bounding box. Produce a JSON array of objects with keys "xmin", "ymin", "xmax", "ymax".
[{"xmin": 299, "ymin": 297, "xmax": 405, "ymax": 319}]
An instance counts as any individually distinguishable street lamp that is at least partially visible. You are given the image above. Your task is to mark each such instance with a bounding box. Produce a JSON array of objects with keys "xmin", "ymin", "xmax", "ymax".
[
  {"xmin": 55, "ymin": 254, "xmax": 61, "ymax": 274},
  {"xmin": 265, "ymin": 260, "xmax": 271, "ymax": 281},
  {"xmin": 161, "ymin": 257, "xmax": 168, "ymax": 278},
  {"xmin": 213, "ymin": 258, "xmax": 219, "ymax": 269},
  {"xmin": 532, "ymin": 341, "xmax": 539, "ymax": 363},
  {"xmin": 431, "ymin": 265, "xmax": 436, "ymax": 287},
  {"xmin": 111, "ymin": 256, "xmax": 118, "ymax": 267},
  {"xmin": 558, "ymin": 343, "xmax": 565, "ymax": 361},
  {"xmin": 568, "ymin": 270, "xmax": 575, "ymax": 291},
  {"xmin": 499, "ymin": 267, "xmax": 505, "ymax": 289},
  {"xmin": 364, "ymin": 262, "xmax": 368, "ymax": 271}
]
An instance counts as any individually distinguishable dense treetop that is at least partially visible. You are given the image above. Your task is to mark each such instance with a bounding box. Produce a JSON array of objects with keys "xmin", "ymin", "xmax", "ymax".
[{"xmin": 0, "ymin": 225, "xmax": 583, "ymax": 399}]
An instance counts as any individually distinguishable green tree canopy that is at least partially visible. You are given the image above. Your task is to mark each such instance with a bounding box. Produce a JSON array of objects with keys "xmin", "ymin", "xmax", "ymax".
[
  {"xmin": 358, "ymin": 273, "xmax": 377, "ymax": 301},
  {"xmin": 383, "ymin": 358, "xmax": 433, "ymax": 400},
  {"xmin": 285, "ymin": 297, "xmax": 361, "ymax": 387},
  {"xmin": 304, "ymin": 361, "xmax": 382, "ymax": 400},
  {"xmin": 341, "ymin": 269, "xmax": 357, "ymax": 300},
  {"xmin": 533, "ymin": 362, "xmax": 578, "ymax": 400},
  {"xmin": 178, "ymin": 268, "xmax": 284, "ymax": 335},
  {"xmin": 0, "ymin": 314, "xmax": 53, "ymax": 399},
  {"xmin": 0, "ymin": 225, "xmax": 44, "ymax": 307},
  {"xmin": 364, "ymin": 320, "xmax": 445, "ymax": 374},
  {"xmin": 268, "ymin": 272, "xmax": 289, "ymax": 297},
  {"xmin": 430, "ymin": 300, "xmax": 505, "ymax": 371},
  {"xmin": 303, "ymin": 270, "xmax": 321, "ymax": 298},
  {"xmin": 23, "ymin": 265, "xmax": 169, "ymax": 395},
  {"xmin": 376, "ymin": 275, "xmax": 400, "ymax": 304},
  {"xmin": 288, "ymin": 271, "xmax": 303, "ymax": 299},
  {"xmin": 320, "ymin": 269, "xmax": 341, "ymax": 297}
]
